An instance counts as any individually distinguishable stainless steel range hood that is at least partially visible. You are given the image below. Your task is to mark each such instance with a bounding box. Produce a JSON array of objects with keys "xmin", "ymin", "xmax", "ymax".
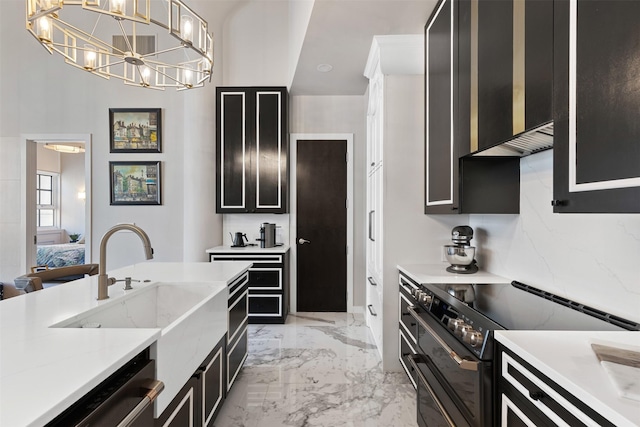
[{"xmin": 471, "ymin": 121, "xmax": 554, "ymax": 157}]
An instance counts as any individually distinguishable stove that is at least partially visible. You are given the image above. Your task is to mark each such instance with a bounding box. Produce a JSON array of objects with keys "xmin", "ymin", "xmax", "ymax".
[{"xmin": 406, "ymin": 280, "xmax": 639, "ymax": 427}]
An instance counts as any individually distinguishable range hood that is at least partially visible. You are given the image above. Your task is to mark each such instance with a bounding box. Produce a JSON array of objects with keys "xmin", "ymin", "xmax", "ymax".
[{"xmin": 471, "ymin": 121, "xmax": 554, "ymax": 157}]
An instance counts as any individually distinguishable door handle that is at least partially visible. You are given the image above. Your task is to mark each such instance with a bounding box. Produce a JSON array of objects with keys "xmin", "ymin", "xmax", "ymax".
[
  {"xmin": 368, "ymin": 210, "xmax": 375, "ymax": 241},
  {"xmin": 298, "ymin": 238, "xmax": 311, "ymax": 245}
]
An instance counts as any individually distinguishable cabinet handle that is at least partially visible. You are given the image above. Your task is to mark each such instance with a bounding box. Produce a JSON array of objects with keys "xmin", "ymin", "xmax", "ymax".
[
  {"xmin": 402, "ymin": 352, "xmax": 411, "ymax": 357},
  {"xmin": 402, "ymin": 312, "xmax": 411, "ymax": 316},
  {"xmin": 368, "ymin": 210, "xmax": 375, "ymax": 241},
  {"xmin": 367, "ymin": 277, "xmax": 377, "ymax": 286},
  {"xmin": 551, "ymin": 199, "xmax": 567, "ymax": 207},
  {"xmin": 529, "ymin": 391, "xmax": 545, "ymax": 401},
  {"xmin": 367, "ymin": 304, "xmax": 377, "ymax": 316},
  {"xmin": 451, "ymin": 206, "xmax": 459, "ymax": 211}
]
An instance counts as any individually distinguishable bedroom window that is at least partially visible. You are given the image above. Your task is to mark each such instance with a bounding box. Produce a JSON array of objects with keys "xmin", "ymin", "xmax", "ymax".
[{"xmin": 37, "ymin": 172, "xmax": 58, "ymax": 228}]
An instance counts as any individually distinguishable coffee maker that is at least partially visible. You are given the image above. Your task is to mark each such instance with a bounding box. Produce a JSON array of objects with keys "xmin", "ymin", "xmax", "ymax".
[
  {"xmin": 444, "ymin": 225, "xmax": 478, "ymax": 274},
  {"xmin": 257, "ymin": 223, "xmax": 276, "ymax": 248}
]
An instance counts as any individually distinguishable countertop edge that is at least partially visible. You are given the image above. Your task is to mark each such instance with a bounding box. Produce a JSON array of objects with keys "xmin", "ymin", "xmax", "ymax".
[{"xmin": 397, "ymin": 263, "xmax": 511, "ymax": 284}]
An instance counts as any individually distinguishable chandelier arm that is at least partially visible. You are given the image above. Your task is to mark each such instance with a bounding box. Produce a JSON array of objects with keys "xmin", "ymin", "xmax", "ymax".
[
  {"xmin": 91, "ymin": 59, "xmax": 127, "ymax": 72},
  {"xmin": 141, "ymin": 45, "xmax": 185, "ymax": 58},
  {"xmin": 146, "ymin": 64, "xmax": 183, "ymax": 85},
  {"xmin": 116, "ymin": 18, "xmax": 135, "ymax": 53}
]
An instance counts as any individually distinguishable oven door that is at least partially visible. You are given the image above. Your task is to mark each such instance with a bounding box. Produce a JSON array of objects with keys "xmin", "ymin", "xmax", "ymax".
[
  {"xmin": 408, "ymin": 354, "xmax": 471, "ymax": 427},
  {"xmin": 408, "ymin": 305, "xmax": 492, "ymax": 427}
]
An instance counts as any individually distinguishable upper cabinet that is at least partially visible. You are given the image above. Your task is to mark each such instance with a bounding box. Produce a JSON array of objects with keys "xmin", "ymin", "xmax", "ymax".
[
  {"xmin": 216, "ymin": 87, "xmax": 289, "ymax": 213},
  {"xmin": 424, "ymin": 0, "xmax": 521, "ymax": 214},
  {"xmin": 552, "ymin": 0, "xmax": 640, "ymax": 213}
]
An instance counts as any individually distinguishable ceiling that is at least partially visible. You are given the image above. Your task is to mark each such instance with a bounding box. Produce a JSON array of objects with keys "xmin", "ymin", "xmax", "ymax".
[{"xmin": 289, "ymin": 0, "xmax": 438, "ymax": 96}]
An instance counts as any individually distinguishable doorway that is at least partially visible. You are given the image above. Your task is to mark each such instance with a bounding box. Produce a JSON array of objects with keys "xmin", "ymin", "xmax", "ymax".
[
  {"xmin": 21, "ymin": 134, "xmax": 92, "ymax": 274},
  {"xmin": 290, "ymin": 134, "xmax": 353, "ymax": 312}
]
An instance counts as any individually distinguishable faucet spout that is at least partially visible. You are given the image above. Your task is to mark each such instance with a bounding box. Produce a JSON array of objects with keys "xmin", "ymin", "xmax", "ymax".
[{"xmin": 97, "ymin": 224, "xmax": 154, "ymax": 300}]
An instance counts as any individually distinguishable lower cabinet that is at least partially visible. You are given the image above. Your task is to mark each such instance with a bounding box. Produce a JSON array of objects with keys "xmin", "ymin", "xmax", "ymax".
[
  {"xmin": 498, "ymin": 345, "xmax": 616, "ymax": 427},
  {"xmin": 398, "ymin": 272, "xmax": 419, "ymax": 390},
  {"xmin": 156, "ymin": 338, "xmax": 225, "ymax": 427},
  {"xmin": 209, "ymin": 250, "xmax": 290, "ymax": 324}
]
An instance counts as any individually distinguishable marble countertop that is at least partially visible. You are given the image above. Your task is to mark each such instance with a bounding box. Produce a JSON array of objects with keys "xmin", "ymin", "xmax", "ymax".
[
  {"xmin": 397, "ymin": 263, "xmax": 510, "ymax": 284},
  {"xmin": 495, "ymin": 330, "xmax": 640, "ymax": 427},
  {"xmin": 207, "ymin": 244, "xmax": 290, "ymax": 254},
  {"xmin": 0, "ymin": 261, "xmax": 251, "ymax": 427}
]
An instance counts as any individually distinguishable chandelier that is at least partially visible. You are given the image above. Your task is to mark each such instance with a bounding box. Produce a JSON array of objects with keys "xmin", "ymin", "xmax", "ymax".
[{"xmin": 26, "ymin": 0, "xmax": 213, "ymax": 90}]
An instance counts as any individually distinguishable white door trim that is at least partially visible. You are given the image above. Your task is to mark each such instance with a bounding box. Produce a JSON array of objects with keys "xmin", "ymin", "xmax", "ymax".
[
  {"xmin": 20, "ymin": 133, "xmax": 92, "ymax": 274},
  {"xmin": 290, "ymin": 133, "xmax": 354, "ymax": 313}
]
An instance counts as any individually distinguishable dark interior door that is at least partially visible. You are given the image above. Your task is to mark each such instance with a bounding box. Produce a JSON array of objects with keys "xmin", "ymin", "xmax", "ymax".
[{"xmin": 296, "ymin": 139, "xmax": 347, "ymax": 312}]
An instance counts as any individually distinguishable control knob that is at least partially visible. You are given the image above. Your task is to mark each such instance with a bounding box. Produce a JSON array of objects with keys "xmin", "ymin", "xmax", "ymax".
[
  {"xmin": 456, "ymin": 323, "xmax": 473, "ymax": 338},
  {"xmin": 468, "ymin": 331, "xmax": 484, "ymax": 348},
  {"xmin": 447, "ymin": 318, "xmax": 466, "ymax": 333},
  {"xmin": 420, "ymin": 293, "xmax": 432, "ymax": 305}
]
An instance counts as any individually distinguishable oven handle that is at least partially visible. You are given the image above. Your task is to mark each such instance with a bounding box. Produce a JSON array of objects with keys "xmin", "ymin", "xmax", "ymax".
[
  {"xmin": 116, "ymin": 380, "xmax": 164, "ymax": 427},
  {"xmin": 408, "ymin": 355, "xmax": 456, "ymax": 427},
  {"xmin": 407, "ymin": 305, "xmax": 478, "ymax": 372}
]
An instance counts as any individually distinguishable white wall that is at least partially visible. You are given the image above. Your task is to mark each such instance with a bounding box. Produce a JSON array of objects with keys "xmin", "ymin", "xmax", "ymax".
[
  {"xmin": 60, "ymin": 152, "xmax": 86, "ymax": 241},
  {"xmin": 222, "ymin": 0, "xmax": 290, "ymax": 86},
  {"xmin": 469, "ymin": 150, "xmax": 640, "ymax": 323},
  {"xmin": 289, "ymin": 95, "xmax": 366, "ymax": 306}
]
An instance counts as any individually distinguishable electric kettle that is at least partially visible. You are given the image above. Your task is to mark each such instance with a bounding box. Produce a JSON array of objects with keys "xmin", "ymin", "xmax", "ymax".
[{"xmin": 229, "ymin": 232, "xmax": 248, "ymax": 247}]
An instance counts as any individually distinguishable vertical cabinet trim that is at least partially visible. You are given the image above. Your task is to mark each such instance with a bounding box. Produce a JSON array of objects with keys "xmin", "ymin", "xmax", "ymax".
[
  {"xmin": 425, "ymin": 0, "xmax": 455, "ymax": 207},
  {"xmin": 256, "ymin": 91, "xmax": 283, "ymax": 209},
  {"xmin": 220, "ymin": 92, "xmax": 246, "ymax": 209}
]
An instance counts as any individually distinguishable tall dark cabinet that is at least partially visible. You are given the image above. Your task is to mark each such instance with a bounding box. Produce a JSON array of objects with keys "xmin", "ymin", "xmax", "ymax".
[
  {"xmin": 553, "ymin": 0, "xmax": 640, "ymax": 213},
  {"xmin": 216, "ymin": 87, "xmax": 289, "ymax": 213}
]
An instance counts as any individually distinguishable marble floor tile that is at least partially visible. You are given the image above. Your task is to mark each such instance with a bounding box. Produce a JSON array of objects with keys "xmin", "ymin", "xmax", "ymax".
[{"xmin": 214, "ymin": 312, "xmax": 418, "ymax": 427}]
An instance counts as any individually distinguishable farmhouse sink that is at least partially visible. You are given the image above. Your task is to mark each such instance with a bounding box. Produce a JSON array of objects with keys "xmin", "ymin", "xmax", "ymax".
[
  {"xmin": 51, "ymin": 282, "xmax": 218, "ymax": 329},
  {"xmin": 50, "ymin": 281, "xmax": 228, "ymax": 416}
]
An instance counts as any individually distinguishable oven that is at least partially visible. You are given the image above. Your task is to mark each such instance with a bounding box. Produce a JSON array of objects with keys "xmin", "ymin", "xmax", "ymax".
[
  {"xmin": 408, "ymin": 304, "xmax": 492, "ymax": 427},
  {"xmin": 405, "ymin": 278, "xmax": 639, "ymax": 427}
]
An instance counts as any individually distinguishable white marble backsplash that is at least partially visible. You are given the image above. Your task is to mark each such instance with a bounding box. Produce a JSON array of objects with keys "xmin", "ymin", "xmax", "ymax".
[
  {"xmin": 223, "ymin": 214, "xmax": 290, "ymax": 247},
  {"xmin": 469, "ymin": 150, "xmax": 640, "ymax": 323}
]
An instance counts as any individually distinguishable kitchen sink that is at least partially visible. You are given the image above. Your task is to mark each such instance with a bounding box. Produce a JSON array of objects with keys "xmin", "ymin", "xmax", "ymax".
[
  {"xmin": 50, "ymin": 281, "xmax": 228, "ymax": 416},
  {"xmin": 51, "ymin": 282, "xmax": 219, "ymax": 329}
]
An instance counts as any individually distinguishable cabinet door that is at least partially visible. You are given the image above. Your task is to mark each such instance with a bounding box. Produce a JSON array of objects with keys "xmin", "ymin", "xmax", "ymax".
[
  {"xmin": 425, "ymin": 0, "xmax": 460, "ymax": 214},
  {"xmin": 156, "ymin": 377, "xmax": 198, "ymax": 427},
  {"xmin": 202, "ymin": 346, "xmax": 224, "ymax": 427},
  {"xmin": 217, "ymin": 88, "xmax": 250, "ymax": 213},
  {"xmin": 553, "ymin": 0, "xmax": 640, "ymax": 213},
  {"xmin": 253, "ymin": 88, "xmax": 288, "ymax": 213}
]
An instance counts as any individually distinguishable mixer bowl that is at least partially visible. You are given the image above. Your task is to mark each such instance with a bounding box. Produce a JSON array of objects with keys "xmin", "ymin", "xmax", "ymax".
[{"xmin": 444, "ymin": 245, "xmax": 476, "ymax": 266}]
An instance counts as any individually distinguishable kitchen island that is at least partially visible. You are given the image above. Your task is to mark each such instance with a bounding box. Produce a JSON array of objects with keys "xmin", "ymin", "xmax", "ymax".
[{"xmin": 0, "ymin": 261, "xmax": 251, "ymax": 427}]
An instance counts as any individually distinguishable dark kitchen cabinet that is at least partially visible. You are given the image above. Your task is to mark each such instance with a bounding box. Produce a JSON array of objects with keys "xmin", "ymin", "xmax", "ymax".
[
  {"xmin": 156, "ymin": 338, "xmax": 225, "ymax": 427},
  {"xmin": 552, "ymin": 0, "xmax": 640, "ymax": 213},
  {"xmin": 424, "ymin": 0, "xmax": 521, "ymax": 214},
  {"xmin": 424, "ymin": 0, "xmax": 460, "ymax": 213},
  {"xmin": 216, "ymin": 87, "xmax": 289, "ymax": 213},
  {"xmin": 209, "ymin": 250, "xmax": 290, "ymax": 324},
  {"xmin": 497, "ymin": 345, "xmax": 616, "ymax": 427}
]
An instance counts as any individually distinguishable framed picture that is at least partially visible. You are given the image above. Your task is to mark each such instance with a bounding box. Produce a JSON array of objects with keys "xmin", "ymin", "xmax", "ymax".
[
  {"xmin": 109, "ymin": 108, "xmax": 161, "ymax": 153},
  {"xmin": 110, "ymin": 161, "xmax": 161, "ymax": 205}
]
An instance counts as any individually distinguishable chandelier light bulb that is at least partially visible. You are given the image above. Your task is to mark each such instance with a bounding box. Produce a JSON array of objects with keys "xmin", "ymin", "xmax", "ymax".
[
  {"xmin": 181, "ymin": 15, "xmax": 193, "ymax": 43},
  {"xmin": 84, "ymin": 44, "xmax": 97, "ymax": 70},
  {"xmin": 110, "ymin": 0, "xmax": 124, "ymax": 14},
  {"xmin": 37, "ymin": 16, "xmax": 51, "ymax": 42},
  {"xmin": 141, "ymin": 66, "xmax": 150, "ymax": 85},
  {"xmin": 184, "ymin": 65, "xmax": 193, "ymax": 87}
]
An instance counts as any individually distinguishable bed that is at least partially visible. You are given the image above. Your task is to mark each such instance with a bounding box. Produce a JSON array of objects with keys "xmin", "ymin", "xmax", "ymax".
[{"xmin": 36, "ymin": 243, "xmax": 85, "ymax": 268}]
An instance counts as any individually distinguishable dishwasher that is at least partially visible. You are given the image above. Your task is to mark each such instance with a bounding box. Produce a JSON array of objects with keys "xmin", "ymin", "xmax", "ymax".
[{"xmin": 45, "ymin": 348, "xmax": 163, "ymax": 427}]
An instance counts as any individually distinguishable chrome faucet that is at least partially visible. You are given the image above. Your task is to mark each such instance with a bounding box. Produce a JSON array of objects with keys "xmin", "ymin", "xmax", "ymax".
[{"xmin": 97, "ymin": 224, "xmax": 154, "ymax": 300}]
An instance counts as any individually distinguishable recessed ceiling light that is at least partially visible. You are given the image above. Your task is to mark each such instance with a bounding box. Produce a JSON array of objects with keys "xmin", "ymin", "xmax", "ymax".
[{"xmin": 317, "ymin": 63, "xmax": 333, "ymax": 73}]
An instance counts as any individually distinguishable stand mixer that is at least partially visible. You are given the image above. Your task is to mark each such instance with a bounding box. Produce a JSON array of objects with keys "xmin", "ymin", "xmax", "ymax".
[{"xmin": 445, "ymin": 225, "xmax": 478, "ymax": 274}]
